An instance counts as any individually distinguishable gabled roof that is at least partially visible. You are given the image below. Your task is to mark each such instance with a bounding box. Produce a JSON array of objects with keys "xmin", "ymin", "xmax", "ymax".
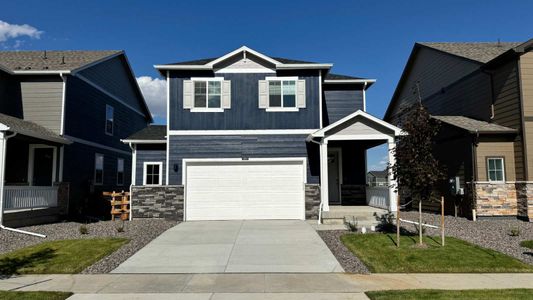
[
  {"xmin": 368, "ymin": 170, "xmax": 388, "ymax": 178},
  {"xmin": 0, "ymin": 113, "xmax": 71, "ymax": 144},
  {"xmin": 432, "ymin": 115, "xmax": 517, "ymax": 134},
  {"xmin": 155, "ymin": 46, "xmax": 333, "ymax": 72},
  {"xmin": 308, "ymin": 110, "xmax": 404, "ymax": 140},
  {"xmin": 418, "ymin": 42, "xmax": 521, "ymax": 63},
  {"xmin": 122, "ymin": 125, "xmax": 166, "ymax": 143},
  {"xmin": 0, "ymin": 50, "xmax": 122, "ymax": 74}
]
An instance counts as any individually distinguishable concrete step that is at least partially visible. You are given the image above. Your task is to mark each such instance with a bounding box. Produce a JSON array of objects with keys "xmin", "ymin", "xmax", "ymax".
[{"xmin": 322, "ymin": 218, "xmax": 380, "ymax": 226}]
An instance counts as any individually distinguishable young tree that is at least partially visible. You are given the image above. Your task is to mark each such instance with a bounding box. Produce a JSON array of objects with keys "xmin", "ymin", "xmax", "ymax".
[{"xmin": 391, "ymin": 102, "xmax": 445, "ymax": 245}]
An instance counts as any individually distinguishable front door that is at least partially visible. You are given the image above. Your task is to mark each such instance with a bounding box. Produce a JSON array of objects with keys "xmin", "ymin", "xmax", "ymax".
[
  {"xmin": 31, "ymin": 147, "xmax": 55, "ymax": 186},
  {"xmin": 328, "ymin": 150, "xmax": 341, "ymax": 204}
]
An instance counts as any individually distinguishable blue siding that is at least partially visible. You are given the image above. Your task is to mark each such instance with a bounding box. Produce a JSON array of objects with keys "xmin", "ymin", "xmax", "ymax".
[
  {"xmin": 168, "ymin": 134, "xmax": 319, "ymax": 184},
  {"xmin": 168, "ymin": 70, "xmax": 320, "ymax": 130},
  {"xmin": 323, "ymin": 85, "xmax": 364, "ymax": 125},
  {"xmin": 79, "ymin": 56, "xmax": 145, "ymax": 113},
  {"xmin": 135, "ymin": 147, "xmax": 167, "ymax": 186}
]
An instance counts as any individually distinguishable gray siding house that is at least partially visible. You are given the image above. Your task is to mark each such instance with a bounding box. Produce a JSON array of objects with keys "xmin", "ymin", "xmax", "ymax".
[
  {"xmin": 385, "ymin": 39, "xmax": 533, "ymax": 221},
  {"xmin": 0, "ymin": 51, "xmax": 152, "ymax": 226},
  {"xmin": 124, "ymin": 46, "xmax": 402, "ymax": 222}
]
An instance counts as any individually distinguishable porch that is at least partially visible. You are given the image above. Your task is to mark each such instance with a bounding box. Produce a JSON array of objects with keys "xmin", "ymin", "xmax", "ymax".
[
  {"xmin": 307, "ymin": 110, "xmax": 403, "ymax": 221},
  {"xmin": 0, "ymin": 113, "xmax": 71, "ymax": 227}
]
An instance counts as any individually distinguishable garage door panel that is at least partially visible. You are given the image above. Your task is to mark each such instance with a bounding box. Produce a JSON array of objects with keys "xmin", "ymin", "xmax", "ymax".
[{"xmin": 185, "ymin": 160, "xmax": 305, "ymax": 221}]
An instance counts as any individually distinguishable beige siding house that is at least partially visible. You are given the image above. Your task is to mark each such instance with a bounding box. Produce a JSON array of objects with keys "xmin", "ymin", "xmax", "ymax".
[{"xmin": 385, "ymin": 39, "xmax": 533, "ymax": 221}]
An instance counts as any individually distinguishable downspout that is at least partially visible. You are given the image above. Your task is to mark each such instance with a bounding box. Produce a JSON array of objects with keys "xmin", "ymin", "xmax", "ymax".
[
  {"xmin": 128, "ymin": 142, "xmax": 135, "ymax": 221},
  {"xmin": 0, "ymin": 131, "xmax": 46, "ymax": 238},
  {"xmin": 308, "ymin": 137, "xmax": 323, "ymax": 224},
  {"xmin": 362, "ymin": 82, "xmax": 368, "ymax": 112},
  {"xmin": 471, "ymin": 130, "xmax": 479, "ymax": 221}
]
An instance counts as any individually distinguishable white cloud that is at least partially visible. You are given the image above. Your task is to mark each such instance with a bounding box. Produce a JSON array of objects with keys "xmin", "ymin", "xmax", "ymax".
[
  {"xmin": 137, "ymin": 76, "xmax": 166, "ymax": 119},
  {"xmin": 369, "ymin": 155, "xmax": 389, "ymax": 171},
  {"xmin": 0, "ymin": 20, "xmax": 43, "ymax": 42}
]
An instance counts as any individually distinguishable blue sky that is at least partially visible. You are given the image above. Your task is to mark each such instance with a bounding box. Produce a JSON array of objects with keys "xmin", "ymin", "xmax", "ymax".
[{"xmin": 2, "ymin": 0, "xmax": 532, "ymax": 170}]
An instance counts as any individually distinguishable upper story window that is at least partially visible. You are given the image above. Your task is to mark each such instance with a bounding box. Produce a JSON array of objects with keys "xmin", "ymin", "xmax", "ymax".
[
  {"xmin": 94, "ymin": 153, "xmax": 104, "ymax": 185},
  {"xmin": 259, "ymin": 77, "xmax": 305, "ymax": 112},
  {"xmin": 183, "ymin": 78, "xmax": 231, "ymax": 112},
  {"xmin": 105, "ymin": 105, "xmax": 114, "ymax": 135},
  {"xmin": 487, "ymin": 157, "xmax": 505, "ymax": 182},
  {"xmin": 117, "ymin": 158, "xmax": 124, "ymax": 186}
]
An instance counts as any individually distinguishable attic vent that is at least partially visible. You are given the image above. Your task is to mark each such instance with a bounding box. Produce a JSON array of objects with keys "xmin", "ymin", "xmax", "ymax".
[
  {"xmin": 61, "ymin": 56, "xmax": 65, "ymax": 64},
  {"xmin": 14, "ymin": 66, "xmax": 21, "ymax": 70},
  {"xmin": 43, "ymin": 50, "xmax": 47, "ymax": 59},
  {"xmin": 24, "ymin": 66, "xmax": 31, "ymax": 70},
  {"xmin": 43, "ymin": 66, "xmax": 49, "ymax": 70}
]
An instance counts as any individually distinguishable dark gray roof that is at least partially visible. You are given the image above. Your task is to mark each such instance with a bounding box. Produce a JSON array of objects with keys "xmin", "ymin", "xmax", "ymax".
[
  {"xmin": 432, "ymin": 116, "xmax": 517, "ymax": 134},
  {"xmin": 0, "ymin": 50, "xmax": 122, "ymax": 72},
  {"xmin": 125, "ymin": 125, "xmax": 166, "ymax": 141},
  {"xmin": 326, "ymin": 73, "xmax": 364, "ymax": 80},
  {"xmin": 418, "ymin": 42, "xmax": 521, "ymax": 63},
  {"xmin": 0, "ymin": 113, "xmax": 70, "ymax": 144},
  {"xmin": 164, "ymin": 56, "xmax": 318, "ymax": 66}
]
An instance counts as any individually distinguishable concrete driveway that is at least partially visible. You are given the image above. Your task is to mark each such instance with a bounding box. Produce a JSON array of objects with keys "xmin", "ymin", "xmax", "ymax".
[{"xmin": 112, "ymin": 220, "xmax": 343, "ymax": 273}]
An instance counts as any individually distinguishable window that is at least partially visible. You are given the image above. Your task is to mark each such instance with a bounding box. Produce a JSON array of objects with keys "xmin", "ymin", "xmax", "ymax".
[
  {"xmin": 193, "ymin": 80, "xmax": 221, "ymax": 109},
  {"xmin": 143, "ymin": 162, "xmax": 162, "ymax": 185},
  {"xmin": 487, "ymin": 157, "xmax": 505, "ymax": 182},
  {"xmin": 268, "ymin": 80, "xmax": 296, "ymax": 108},
  {"xmin": 94, "ymin": 154, "xmax": 104, "ymax": 185},
  {"xmin": 105, "ymin": 105, "xmax": 114, "ymax": 135},
  {"xmin": 117, "ymin": 158, "xmax": 124, "ymax": 186}
]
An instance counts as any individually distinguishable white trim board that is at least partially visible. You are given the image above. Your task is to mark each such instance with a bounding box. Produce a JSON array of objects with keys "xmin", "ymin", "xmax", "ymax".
[
  {"xmin": 121, "ymin": 139, "xmax": 166, "ymax": 144},
  {"xmin": 166, "ymin": 70, "xmax": 170, "ymax": 185},
  {"xmin": 168, "ymin": 129, "xmax": 317, "ymax": 136},
  {"xmin": 63, "ymin": 135, "xmax": 131, "ymax": 155},
  {"xmin": 142, "ymin": 161, "xmax": 163, "ymax": 186}
]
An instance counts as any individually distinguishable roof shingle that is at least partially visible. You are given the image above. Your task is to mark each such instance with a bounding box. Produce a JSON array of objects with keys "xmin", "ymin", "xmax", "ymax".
[
  {"xmin": 432, "ymin": 115, "xmax": 517, "ymax": 134},
  {"xmin": 418, "ymin": 42, "xmax": 521, "ymax": 63},
  {"xmin": 0, "ymin": 50, "xmax": 122, "ymax": 72},
  {"xmin": 125, "ymin": 125, "xmax": 166, "ymax": 141},
  {"xmin": 0, "ymin": 113, "xmax": 70, "ymax": 144}
]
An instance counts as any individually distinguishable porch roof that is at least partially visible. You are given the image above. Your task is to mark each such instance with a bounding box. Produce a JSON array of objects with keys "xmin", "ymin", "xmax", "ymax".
[
  {"xmin": 0, "ymin": 113, "xmax": 71, "ymax": 144},
  {"xmin": 307, "ymin": 110, "xmax": 404, "ymax": 142}
]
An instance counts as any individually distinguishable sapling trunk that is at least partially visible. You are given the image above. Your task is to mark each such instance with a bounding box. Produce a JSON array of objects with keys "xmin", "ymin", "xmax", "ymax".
[{"xmin": 419, "ymin": 199, "xmax": 423, "ymax": 245}]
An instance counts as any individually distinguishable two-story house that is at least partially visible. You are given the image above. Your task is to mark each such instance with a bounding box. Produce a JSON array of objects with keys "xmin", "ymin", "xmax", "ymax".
[
  {"xmin": 124, "ymin": 47, "xmax": 402, "ymax": 222},
  {"xmin": 0, "ymin": 51, "xmax": 152, "ymax": 226},
  {"xmin": 385, "ymin": 39, "xmax": 533, "ymax": 221}
]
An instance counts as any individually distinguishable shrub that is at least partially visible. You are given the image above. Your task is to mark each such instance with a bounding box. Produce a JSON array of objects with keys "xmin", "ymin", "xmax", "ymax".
[
  {"xmin": 509, "ymin": 226, "xmax": 520, "ymax": 237},
  {"xmin": 344, "ymin": 216, "xmax": 358, "ymax": 232},
  {"xmin": 79, "ymin": 224, "xmax": 89, "ymax": 235},
  {"xmin": 116, "ymin": 220, "xmax": 126, "ymax": 233}
]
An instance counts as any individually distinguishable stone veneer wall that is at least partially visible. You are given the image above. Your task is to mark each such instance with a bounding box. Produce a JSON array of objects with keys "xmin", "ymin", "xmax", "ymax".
[
  {"xmin": 305, "ymin": 184, "xmax": 320, "ymax": 220},
  {"xmin": 474, "ymin": 182, "xmax": 533, "ymax": 221},
  {"xmin": 131, "ymin": 185, "xmax": 184, "ymax": 221}
]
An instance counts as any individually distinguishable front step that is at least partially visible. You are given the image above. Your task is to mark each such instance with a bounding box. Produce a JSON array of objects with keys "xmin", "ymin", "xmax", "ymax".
[{"xmin": 320, "ymin": 206, "xmax": 392, "ymax": 229}]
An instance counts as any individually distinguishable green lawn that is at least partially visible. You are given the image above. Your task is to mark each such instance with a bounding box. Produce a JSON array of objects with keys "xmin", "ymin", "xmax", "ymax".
[
  {"xmin": 366, "ymin": 289, "xmax": 533, "ymax": 300},
  {"xmin": 521, "ymin": 240, "xmax": 533, "ymax": 250},
  {"xmin": 0, "ymin": 291, "xmax": 72, "ymax": 300},
  {"xmin": 341, "ymin": 233, "xmax": 533, "ymax": 273},
  {"xmin": 0, "ymin": 238, "xmax": 128, "ymax": 274}
]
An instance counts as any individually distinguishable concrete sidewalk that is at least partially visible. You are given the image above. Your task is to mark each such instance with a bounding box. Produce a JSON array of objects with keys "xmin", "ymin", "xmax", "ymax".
[{"xmin": 1, "ymin": 273, "xmax": 533, "ymax": 297}]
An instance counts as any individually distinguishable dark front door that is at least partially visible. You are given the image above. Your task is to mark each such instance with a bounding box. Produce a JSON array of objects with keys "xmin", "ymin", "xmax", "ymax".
[{"xmin": 33, "ymin": 147, "xmax": 54, "ymax": 186}]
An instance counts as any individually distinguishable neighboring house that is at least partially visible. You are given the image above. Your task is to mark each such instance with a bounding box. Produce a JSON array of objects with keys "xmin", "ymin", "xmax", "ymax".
[
  {"xmin": 124, "ymin": 46, "xmax": 402, "ymax": 221},
  {"xmin": 0, "ymin": 51, "xmax": 152, "ymax": 226},
  {"xmin": 385, "ymin": 39, "xmax": 533, "ymax": 221},
  {"xmin": 367, "ymin": 170, "xmax": 388, "ymax": 187}
]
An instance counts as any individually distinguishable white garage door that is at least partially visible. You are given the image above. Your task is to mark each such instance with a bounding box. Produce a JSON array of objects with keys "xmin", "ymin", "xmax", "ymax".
[{"xmin": 185, "ymin": 159, "xmax": 305, "ymax": 221}]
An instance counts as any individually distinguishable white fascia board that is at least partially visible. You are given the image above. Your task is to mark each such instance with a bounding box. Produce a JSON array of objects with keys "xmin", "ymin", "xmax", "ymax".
[
  {"xmin": 168, "ymin": 129, "xmax": 317, "ymax": 136},
  {"xmin": 12, "ymin": 70, "xmax": 71, "ymax": 75},
  {"xmin": 324, "ymin": 79, "xmax": 376, "ymax": 84},
  {"xmin": 0, "ymin": 123, "xmax": 10, "ymax": 131},
  {"xmin": 207, "ymin": 46, "xmax": 281, "ymax": 67},
  {"xmin": 311, "ymin": 110, "xmax": 404, "ymax": 138},
  {"xmin": 121, "ymin": 139, "xmax": 167, "ymax": 144},
  {"xmin": 276, "ymin": 64, "xmax": 333, "ymax": 70},
  {"xmin": 154, "ymin": 64, "xmax": 212, "ymax": 70}
]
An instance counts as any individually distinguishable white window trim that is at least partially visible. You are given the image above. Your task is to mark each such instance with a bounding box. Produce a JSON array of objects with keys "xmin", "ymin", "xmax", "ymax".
[
  {"xmin": 117, "ymin": 158, "xmax": 125, "ymax": 186},
  {"xmin": 27, "ymin": 144, "xmax": 57, "ymax": 186},
  {"xmin": 143, "ymin": 162, "xmax": 163, "ymax": 186},
  {"xmin": 94, "ymin": 153, "xmax": 104, "ymax": 186},
  {"xmin": 190, "ymin": 77, "xmax": 224, "ymax": 112},
  {"xmin": 264, "ymin": 76, "xmax": 299, "ymax": 112},
  {"xmin": 486, "ymin": 157, "xmax": 505, "ymax": 183},
  {"xmin": 105, "ymin": 104, "xmax": 114, "ymax": 136}
]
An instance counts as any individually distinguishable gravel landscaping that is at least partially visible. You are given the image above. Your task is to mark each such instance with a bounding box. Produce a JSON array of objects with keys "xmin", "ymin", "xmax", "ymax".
[
  {"xmin": 400, "ymin": 211, "xmax": 533, "ymax": 265},
  {"xmin": 0, "ymin": 219, "xmax": 176, "ymax": 273},
  {"xmin": 317, "ymin": 230, "xmax": 370, "ymax": 274}
]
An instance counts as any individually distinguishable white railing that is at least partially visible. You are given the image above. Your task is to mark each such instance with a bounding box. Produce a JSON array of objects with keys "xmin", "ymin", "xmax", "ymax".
[
  {"xmin": 366, "ymin": 186, "xmax": 389, "ymax": 209},
  {"xmin": 3, "ymin": 186, "xmax": 58, "ymax": 211}
]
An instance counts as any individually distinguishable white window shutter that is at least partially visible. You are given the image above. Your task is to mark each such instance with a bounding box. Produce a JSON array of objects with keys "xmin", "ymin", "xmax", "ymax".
[
  {"xmin": 222, "ymin": 80, "xmax": 231, "ymax": 109},
  {"xmin": 183, "ymin": 80, "xmax": 193, "ymax": 109},
  {"xmin": 258, "ymin": 80, "xmax": 268, "ymax": 108},
  {"xmin": 297, "ymin": 80, "xmax": 306, "ymax": 108}
]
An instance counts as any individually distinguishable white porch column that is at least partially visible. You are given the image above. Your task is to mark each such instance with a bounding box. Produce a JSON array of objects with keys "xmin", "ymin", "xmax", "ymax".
[
  {"xmin": 387, "ymin": 139, "xmax": 398, "ymax": 212},
  {"xmin": 320, "ymin": 140, "xmax": 329, "ymax": 211},
  {"xmin": 0, "ymin": 131, "xmax": 7, "ymax": 225}
]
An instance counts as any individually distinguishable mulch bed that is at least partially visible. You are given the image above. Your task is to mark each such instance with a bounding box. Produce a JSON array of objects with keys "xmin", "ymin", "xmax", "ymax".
[
  {"xmin": 317, "ymin": 230, "xmax": 370, "ymax": 274},
  {"xmin": 0, "ymin": 219, "xmax": 176, "ymax": 273}
]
